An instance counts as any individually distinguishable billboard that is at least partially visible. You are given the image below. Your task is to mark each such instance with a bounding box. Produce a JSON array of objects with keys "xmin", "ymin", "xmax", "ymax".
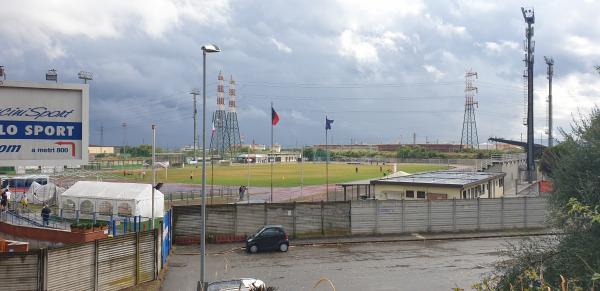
[{"xmin": 0, "ymin": 81, "xmax": 89, "ymax": 166}]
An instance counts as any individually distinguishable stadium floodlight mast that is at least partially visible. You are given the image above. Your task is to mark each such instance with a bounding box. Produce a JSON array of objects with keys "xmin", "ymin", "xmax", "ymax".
[
  {"xmin": 78, "ymin": 71, "xmax": 93, "ymax": 84},
  {"xmin": 46, "ymin": 69, "xmax": 58, "ymax": 83},
  {"xmin": 199, "ymin": 43, "xmax": 220, "ymax": 291},
  {"xmin": 0, "ymin": 66, "xmax": 6, "ymax": 80}
]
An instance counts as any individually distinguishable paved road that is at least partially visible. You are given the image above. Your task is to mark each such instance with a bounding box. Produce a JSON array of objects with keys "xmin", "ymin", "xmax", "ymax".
[{"xmin": 162, "ymin": 236, "xmax": 531, "ymax": 291}]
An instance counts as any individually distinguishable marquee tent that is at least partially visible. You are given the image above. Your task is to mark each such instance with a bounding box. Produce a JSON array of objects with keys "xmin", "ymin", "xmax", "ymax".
[{"xmin": 59, "ymin": 181, "xmax": 164, "ymax": 218}]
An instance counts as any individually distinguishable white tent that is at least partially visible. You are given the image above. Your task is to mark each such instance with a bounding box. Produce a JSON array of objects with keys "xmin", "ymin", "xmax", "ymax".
[{"xmin": 59, "ymin": 181, "xmax": 164, "ymax": 218}]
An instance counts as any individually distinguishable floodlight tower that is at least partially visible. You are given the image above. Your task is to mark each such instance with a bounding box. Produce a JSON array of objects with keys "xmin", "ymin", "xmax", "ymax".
[
  {"xmin": 209, "ymin": 71, "xmax": 229, "ymax": 159},
  {"xmin": 46, "ymin": 69, "xmax": 58, "ymax": 83},
  {"xmin": 226, "ymin": 75, "xmax": 241, "ymax": 156},
  {"xmin": 191, "ymin": 88, "xmax": 200, "ymax": 166},
  {"xmin": 460, "ymin": 70, "xmax": 479, "ymax": 149},
  {"xmin": 544, "ymin": 56, "xmax": 554, "ymax": 147},
  {"xmin": 78, "ymin": 71, "xmax": 93, "ymax": 84},
  {"xmin": 522, "ymin": 7, "xmax": 536, "ymax": 182}
]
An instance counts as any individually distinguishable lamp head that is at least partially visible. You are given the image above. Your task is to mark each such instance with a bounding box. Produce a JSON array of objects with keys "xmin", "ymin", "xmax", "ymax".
[{"xmin": 201, "ymin": 44, "xmax": 221, "ymax": 53}]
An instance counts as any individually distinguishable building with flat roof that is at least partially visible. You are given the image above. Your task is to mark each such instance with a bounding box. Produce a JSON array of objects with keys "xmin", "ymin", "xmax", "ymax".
[{"xmin": 371, "ymin": 171, "xmax": 505, "ymax": 200}]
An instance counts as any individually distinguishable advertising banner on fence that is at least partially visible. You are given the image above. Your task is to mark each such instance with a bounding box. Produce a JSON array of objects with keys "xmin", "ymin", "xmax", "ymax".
[{"xmin": 0, "ymin": 81, "xmax": 89, "ymax": 166}]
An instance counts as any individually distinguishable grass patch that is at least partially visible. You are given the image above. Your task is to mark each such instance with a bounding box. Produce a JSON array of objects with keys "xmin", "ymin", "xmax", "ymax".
[{"xmin": 114, "ymin": 162, "xmax": 447, "ymax": 187}]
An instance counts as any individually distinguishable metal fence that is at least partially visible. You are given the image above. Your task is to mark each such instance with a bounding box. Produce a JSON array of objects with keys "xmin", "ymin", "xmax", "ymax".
[
  {"xmin": 172, "ymin": 197, "xmax": 548, "ymax": 243},
  {"xmin": 0, "ymin": 227, "xmax": 171, "ymax": 291},
  {"xmin": 172, "ymin": 201, "xmax": 352, "ymax": 243},
  {"xmin": 351, "ymin": 196, "xmax": 546, "ymax": 234}
]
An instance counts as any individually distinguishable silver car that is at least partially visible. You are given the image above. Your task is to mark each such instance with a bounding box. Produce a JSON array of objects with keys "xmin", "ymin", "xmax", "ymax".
[{"xmin": 207, "ymin": 278, "xmax": 266, "ymax": 291}]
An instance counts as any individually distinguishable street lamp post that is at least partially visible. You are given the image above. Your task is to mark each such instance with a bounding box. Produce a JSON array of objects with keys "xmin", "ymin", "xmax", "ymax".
[{"xmin": 199, "ymin": 44, "xmax": 220, "ymax": 291}]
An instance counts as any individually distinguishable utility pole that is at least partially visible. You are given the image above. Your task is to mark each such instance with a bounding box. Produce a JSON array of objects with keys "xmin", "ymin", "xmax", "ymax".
[
  {"xmin": 544, "ymin": 56, "xmax": 554, "ymax": 147},
  {"xmin": 522, "ymin": 7, "xmax": 536, "ymax": 183},
  {"xmin": 121, "ymin": 122, "xmax": 127, "ymax": 157},
  {"xmin": 100, "ymin": 124, "xmax": 104, "ymax": 146},
  {"xmin": 413, "ymin": 132, "xmax": 416, "ymax": 146},
  {"xmin": 191, "ymin": 89, "xmax": 200, "ymax": 167},
  {"xmin": 151, "ymin": 125, "xmax": 156, "ymax": 229}
]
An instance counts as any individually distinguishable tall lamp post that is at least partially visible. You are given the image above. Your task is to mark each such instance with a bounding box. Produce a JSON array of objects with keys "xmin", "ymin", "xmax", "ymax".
[{"xmin": 199, "ymin": 44, "xmax": 220, "ymax": 291}]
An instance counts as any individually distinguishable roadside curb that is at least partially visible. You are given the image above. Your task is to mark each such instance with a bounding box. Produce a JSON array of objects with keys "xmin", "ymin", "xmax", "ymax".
[
  {"xmin": 289, "ymin": 230, "xmax": 560, "ymax": 247},
  {"xmin": 170, "ymin": 229, "xmax": 559, "ymax": 255}
]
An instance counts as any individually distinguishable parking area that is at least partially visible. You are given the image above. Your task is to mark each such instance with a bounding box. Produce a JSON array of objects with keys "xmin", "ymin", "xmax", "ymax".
[{"xmin": 162, "ymin": 236, "xmax": 536, "ymax": 290}]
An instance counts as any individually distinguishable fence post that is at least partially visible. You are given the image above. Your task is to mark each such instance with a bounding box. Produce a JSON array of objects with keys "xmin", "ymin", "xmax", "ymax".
[
  {"xmin": 94, "ymin": 239, "xmax": 99, "ymax": 291},
  {"xmin": 76, "ymin": 210, "xmax": 80, "ymax": 224},
  {"xmin": 135, "ymin": 232, "xmax": 140, "ymax": 285},
  {"xmin": 38, "ymin": 248, "xmax": 48, "ymax": 291},
  {"xmin": 321, "ymin": 200, "xmax": 325, "ymax": 236},
  {"xmin": 233, "ymin": 204, "xmax": 238, "ymax": 236},
  {"xmin": 500, "ymin": 196, "xmax": 505, "ymax": 229},
  {"xmin": 124, "ymin": 217, "xmax": 128, "ymax": 233},
  {"xmin": 292, "ymin": 201, "xmax": 297, "ymax": 238},
  {"xmin": 264, "ymin": 202, "xmax": 268, "ymax": 226},
  {"xmin": 112, "ymin": 219, "xmax": 117, "ymax": 236},
  {"xmin": 134, "ymin": 216, "xmax": 138, "ymax": 232},
  {"xmin": 427, "ymin": 199, "xmax": 432, "ymax": 232},
  {"xmin": 401, "ymin": 199, "xmax": 405, "ymax": 234},
  {"xmin": 452, "ymin": 198, "xmax": 456, "ymax": 232},
  {"xmin": 374, "ymin": 200, "xmax": 379, "ymax": 235},
  {"xmin": 476, "ymin": 198, "xmax": 480, "ymax": 231},
  {"xmin": 524, "ymin": 196, "xmax": 528, "ymax": 228},
  {"xmin": 93, "ymin": 212, "xmax": 97, "ymax": 224},
  {"xmin": 348, "ymin": 200, "xmax": 352, "ymax": 235}
]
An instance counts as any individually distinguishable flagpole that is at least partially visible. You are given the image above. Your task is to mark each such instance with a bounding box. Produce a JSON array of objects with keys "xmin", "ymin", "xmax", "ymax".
[
  {"xmin": 270, "ymin": 101, "xmax": 274, "ymax": 203},
  {"xmin": 326, "ymin": 116, "xmax": 329, "ymax": 201}
]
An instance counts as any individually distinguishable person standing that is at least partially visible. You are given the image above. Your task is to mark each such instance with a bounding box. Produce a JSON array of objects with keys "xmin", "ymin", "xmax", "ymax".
[
  {"xmin": 20, "ymin": 193, "xmax": 28, "ymax": 209},
  {"xmin": 41, "ymin": 204, "xmax": 51, "ymax": 226},
  {"xmin": 5, "ymin": 188, "xmax": 11, "ymax": 210},
  {"xmin": 0, "ymin": 189, "xmax": 7, "ymax": 211},
  {"xmin": 239, "ymin": 185, "xmax": 244, "ymax": 200}
]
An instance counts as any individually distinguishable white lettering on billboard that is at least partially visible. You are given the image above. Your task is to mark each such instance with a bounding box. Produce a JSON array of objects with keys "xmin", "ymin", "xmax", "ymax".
[{"xmin": 0, "ymin": 81, "xmax": 89, "ymax": 166}]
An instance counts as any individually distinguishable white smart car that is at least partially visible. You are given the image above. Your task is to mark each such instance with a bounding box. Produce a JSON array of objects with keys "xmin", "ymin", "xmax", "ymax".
[{"xmin": 207, "ymin": 278, "xmax": 266, "ymax": 291}]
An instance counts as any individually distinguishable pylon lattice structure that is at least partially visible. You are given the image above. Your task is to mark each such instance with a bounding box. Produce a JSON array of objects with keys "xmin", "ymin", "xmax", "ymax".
[
  {"xmin": 209, "ymin": 72, "xmax": 242, "ymax": 159},
  {"xmin": 210, "ymin": 71, "xmax": 229, "ymax": 159},
  {"xmin": 460, "ymin": 70, "xmax": 479, "ymax": 149},
  {"xmin": 226, "ymin": 75, "xmax": 241, "ymax": 155}
]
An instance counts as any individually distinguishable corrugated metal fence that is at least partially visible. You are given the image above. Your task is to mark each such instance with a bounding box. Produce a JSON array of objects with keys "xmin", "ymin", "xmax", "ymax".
[
  {"xmin": 0, "ymin": 229, "xmax": 167, "ymax": 291},
  {"xmin": 173, "ymin": 201, "xmax": 352, "ymax": 243},
  {"xmin": 173, "ymin": 197, "xmax": 547, "ymax": 243},
  {"xmin": 351, "ymin": 196, "xmax": 547, "ymax": 235}
]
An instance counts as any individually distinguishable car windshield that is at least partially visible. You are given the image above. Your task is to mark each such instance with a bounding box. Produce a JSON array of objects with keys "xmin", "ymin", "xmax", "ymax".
[{"xmin": 253, "ymin": 227, "xmax": 267, "ymax": 236}]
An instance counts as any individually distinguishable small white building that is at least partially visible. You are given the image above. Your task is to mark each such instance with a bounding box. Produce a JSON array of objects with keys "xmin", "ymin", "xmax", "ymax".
[{"xmin": 59, "ymin": 181, "xmax": 164, "ymax": 219}]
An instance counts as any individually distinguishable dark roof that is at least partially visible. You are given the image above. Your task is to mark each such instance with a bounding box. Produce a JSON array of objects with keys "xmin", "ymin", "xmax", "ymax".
[{"xmin": 372, "ymin": 171, "xmax": 505, "ymax": 188}]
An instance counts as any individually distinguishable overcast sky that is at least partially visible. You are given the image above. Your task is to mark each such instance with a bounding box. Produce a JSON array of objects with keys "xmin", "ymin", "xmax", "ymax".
[{"xmin": 2, "ymin": 0, "xmax": 600, "ymax": 149}]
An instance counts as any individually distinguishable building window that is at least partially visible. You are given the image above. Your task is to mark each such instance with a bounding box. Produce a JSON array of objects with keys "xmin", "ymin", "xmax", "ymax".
[
  {"xmin": 417, "ymin": 191, "xmax": 426, "ymax": 199},
  {"xmin": 499, "ymin": 178, "xmax": 504, "ymax": 187},
  {"xmin": 406, "ymin": 190, "xmax": 415, "ymax": 198}
]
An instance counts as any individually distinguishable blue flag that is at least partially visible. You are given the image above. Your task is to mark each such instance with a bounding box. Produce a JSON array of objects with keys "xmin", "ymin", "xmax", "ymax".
[{"xmin": 325, "ymin": 117, "xmax": 334, "ymax": 130}]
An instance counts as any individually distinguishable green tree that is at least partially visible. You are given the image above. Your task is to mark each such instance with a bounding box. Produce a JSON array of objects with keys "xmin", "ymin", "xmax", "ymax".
[{"xmin": 485, "ymin": 108, "xmax": 600, "ymax": 290}]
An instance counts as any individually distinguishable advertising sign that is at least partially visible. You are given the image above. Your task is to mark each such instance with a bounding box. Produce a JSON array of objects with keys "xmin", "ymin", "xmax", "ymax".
[{"xmin": 0, "ymin": 81, "xmax": 89, "ymax": 166}]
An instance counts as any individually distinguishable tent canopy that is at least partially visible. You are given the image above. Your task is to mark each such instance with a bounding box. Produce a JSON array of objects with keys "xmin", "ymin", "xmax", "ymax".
[{"xmin": 59, "ymin": 181, "xmax": 164, "ymax": 218}]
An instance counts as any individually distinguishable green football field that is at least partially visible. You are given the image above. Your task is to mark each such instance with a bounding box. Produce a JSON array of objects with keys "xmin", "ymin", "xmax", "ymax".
[{"xmin": 120, "ymin": 162, "xmax": 447, "ymax": 187}]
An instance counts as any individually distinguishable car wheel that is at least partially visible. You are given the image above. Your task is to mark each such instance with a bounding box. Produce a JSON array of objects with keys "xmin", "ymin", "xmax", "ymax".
[
  {"xmin": 249, "ymin": 245, "xmax": 258, "ymax": 253},
  {"xmin": 279, "ymin": 243, "xmax": 288, "ymax": 252}
]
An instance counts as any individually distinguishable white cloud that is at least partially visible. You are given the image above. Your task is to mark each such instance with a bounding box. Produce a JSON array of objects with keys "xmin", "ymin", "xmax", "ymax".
[
  {"xmin": 423, "ymin": 64, "xmax": 446, "ymax": 80},
  {"xmin": 338, "ymin": 29, "xmax": 381, "ymax": 65},
  {"xmin": 270, "ymin": 37, "xmax": 293, "ymax": 53},
  {"xmin": 537, "ymin": 72, "xmax": 600, "ymax": 123},
  {"xmin": 336, "ymin": 0, "xmax": 425, "ymax": 29},
  {"xmin": 565, "ymin": 35, "xmax": 600, "ymax": 57},
  {"xmin": 338, "ymin": 29, "xmax": 409, "ymax": 67},
  {"xmin": 476, "ymin": 40, "xmax": 520, "ymax": 54},
  {"xmin": 0, "ymin": 0, "xmax": 231, "ymax": 59}
]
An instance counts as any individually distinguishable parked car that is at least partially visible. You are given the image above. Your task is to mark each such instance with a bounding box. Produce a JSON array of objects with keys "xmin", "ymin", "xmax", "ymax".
[
  {"xmin": 207, "ymin": 278, "xmax": 266, "ymax": 291},
  {"xmin": 246, "ymin": 225, "xmax": 289, "ymax": 253}
]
